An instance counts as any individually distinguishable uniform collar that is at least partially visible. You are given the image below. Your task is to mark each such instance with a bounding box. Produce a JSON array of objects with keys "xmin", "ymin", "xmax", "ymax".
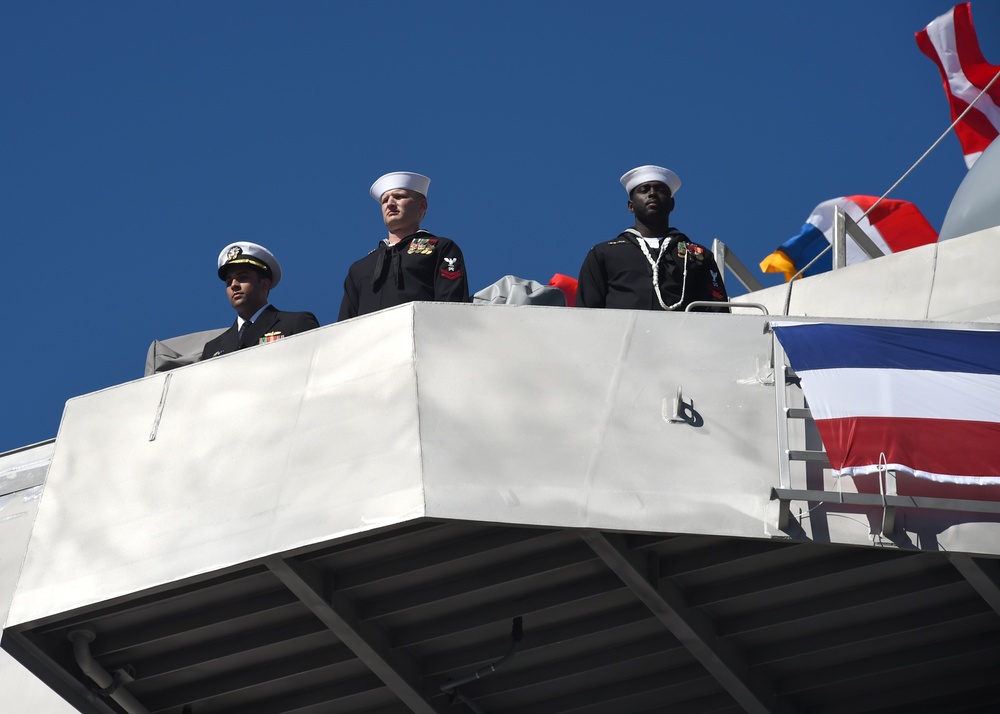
[{"xmin": 237, "ymin": 303, "xmax": 272, "ymax": 330}]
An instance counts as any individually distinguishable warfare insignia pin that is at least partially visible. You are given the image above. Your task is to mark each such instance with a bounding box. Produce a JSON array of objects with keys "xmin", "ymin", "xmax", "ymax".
[
  {"xmin": 260, "ymin": 332, "xmax": 284, "ymax": 344},
  {"xmin": 227, "ymin": 246, "xmax": 243, "ymax": 261}
]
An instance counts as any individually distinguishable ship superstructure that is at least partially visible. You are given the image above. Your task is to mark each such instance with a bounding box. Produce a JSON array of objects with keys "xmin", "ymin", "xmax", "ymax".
[{"xmin": 2, "ymin": 147, "xmax": 1000, "ymax": 714}]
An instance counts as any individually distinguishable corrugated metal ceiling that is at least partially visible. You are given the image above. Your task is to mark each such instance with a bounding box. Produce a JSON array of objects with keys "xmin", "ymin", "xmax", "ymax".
[{"xmin": 7, "ymin": 518, "xmax": 1000, "ymax": 713}]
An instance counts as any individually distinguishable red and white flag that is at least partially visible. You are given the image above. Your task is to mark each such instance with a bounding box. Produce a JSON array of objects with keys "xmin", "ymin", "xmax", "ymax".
[{"xmin": 916, "ymin": 2, "xmax": 1000, "ymax": 168}]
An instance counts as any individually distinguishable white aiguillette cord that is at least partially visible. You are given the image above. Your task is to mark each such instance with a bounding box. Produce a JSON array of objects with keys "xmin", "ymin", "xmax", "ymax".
[{"xmin": 625, "ymin": 228, "xmax": 690, "ymax": 311}]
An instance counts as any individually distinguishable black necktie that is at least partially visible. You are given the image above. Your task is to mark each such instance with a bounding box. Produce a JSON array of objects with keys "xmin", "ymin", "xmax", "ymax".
[{"xmin": 239, "ymin": 321, "xmax": 251, "ymax": 345}]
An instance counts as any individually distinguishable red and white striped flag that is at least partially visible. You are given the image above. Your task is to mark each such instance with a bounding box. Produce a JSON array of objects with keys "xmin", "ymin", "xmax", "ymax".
[
  {"xmin": 774, "ymin": 323, "xmax": 1000, "ymax": 486},
  {"xmin": 916, "ymin": 2, "xmax": 1000, "ymax": 168}
]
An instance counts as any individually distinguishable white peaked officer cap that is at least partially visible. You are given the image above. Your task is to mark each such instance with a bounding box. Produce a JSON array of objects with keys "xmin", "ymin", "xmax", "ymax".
[
  {"xmin": 620, "ymin": 165, "xmax": 682, "ymax": 196},
  {"xmin": 369, "ymin": 171, "xmax": 431, "ymax": 201},
  {"xmin": 217, "ymin": 241, "xmax": 282, "ymax": 289}
]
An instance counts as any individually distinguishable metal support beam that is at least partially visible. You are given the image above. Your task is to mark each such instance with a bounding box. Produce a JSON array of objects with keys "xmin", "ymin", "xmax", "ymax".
[
  {"xmin": 772, "ymin": 488, "xmax": 1000, "ymax": 518},
  {"xmin": 832, "ymin": 207, "xmax": 847, "ymax": 270},
  {"xmin": 580, "ymin": 530, "xmax": 784, "ymax": 714},
  {"xmin": 265, "ymin": 556, "xmax": 444, "ymax": 714},
  {"xmin": 832, "ymin": 206, "xmax": 885, "ymax": 271},
  {"xmin": 713, "ymin": 239, "xmax": 765, "ymax": 293},
  {"xmin": 773, "ymin": 487, "xmax": 1000, "ymax": 536},
  {"xmin": 774, "ymin": 347, "xmax": 793, "ymax": 492},
  {"xmin": 844, "ymin": 211, "xmax": 885, "ymax": 260},
  {"xmin": 787, "ymin": 450, "xmax": 830, "ymax": 465},
  {"xmin": 949, "ymin": 553, "xmax": 1000, "ymax": 617}
]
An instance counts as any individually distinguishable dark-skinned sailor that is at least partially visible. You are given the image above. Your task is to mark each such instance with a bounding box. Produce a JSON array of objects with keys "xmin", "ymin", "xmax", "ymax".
[{"xmin": 577, "ymin": 165, "xmax": 729, "ymax": 312}]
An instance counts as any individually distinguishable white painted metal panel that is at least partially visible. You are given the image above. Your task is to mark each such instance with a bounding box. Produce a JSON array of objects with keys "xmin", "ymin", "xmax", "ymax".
[
  {"xmin": 925, "ymin": 226, "xmax": 1000, "ymax": 322},
  {"xmin": 737, "ymin": 228, "xmax": 1000, "ymax": 323},
  {"xmin": 0, "ymin": 444, "xmax": 76, "ymax": 713},
  {"xmin": 8, "ymin": 308, "xmax": 428, "ymax": 628},
  {"xmin": 415, "ymin": 306, "xmax": 779, "ymax": 536}
]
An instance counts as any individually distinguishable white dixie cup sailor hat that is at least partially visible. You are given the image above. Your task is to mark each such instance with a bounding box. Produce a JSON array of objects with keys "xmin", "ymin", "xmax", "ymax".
[
  {"xmin": 369, "ymin": 171, "xmax": 431, "ymax": 201},
  {"xmin": 620, "ymin": 165, "xmax": 681, "ymax": 196}
]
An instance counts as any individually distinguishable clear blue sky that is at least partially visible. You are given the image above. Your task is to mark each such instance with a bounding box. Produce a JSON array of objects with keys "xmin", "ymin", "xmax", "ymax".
[{"xmin": 3, "ymin": 1, "xmax": 998, "ymax": 453}]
